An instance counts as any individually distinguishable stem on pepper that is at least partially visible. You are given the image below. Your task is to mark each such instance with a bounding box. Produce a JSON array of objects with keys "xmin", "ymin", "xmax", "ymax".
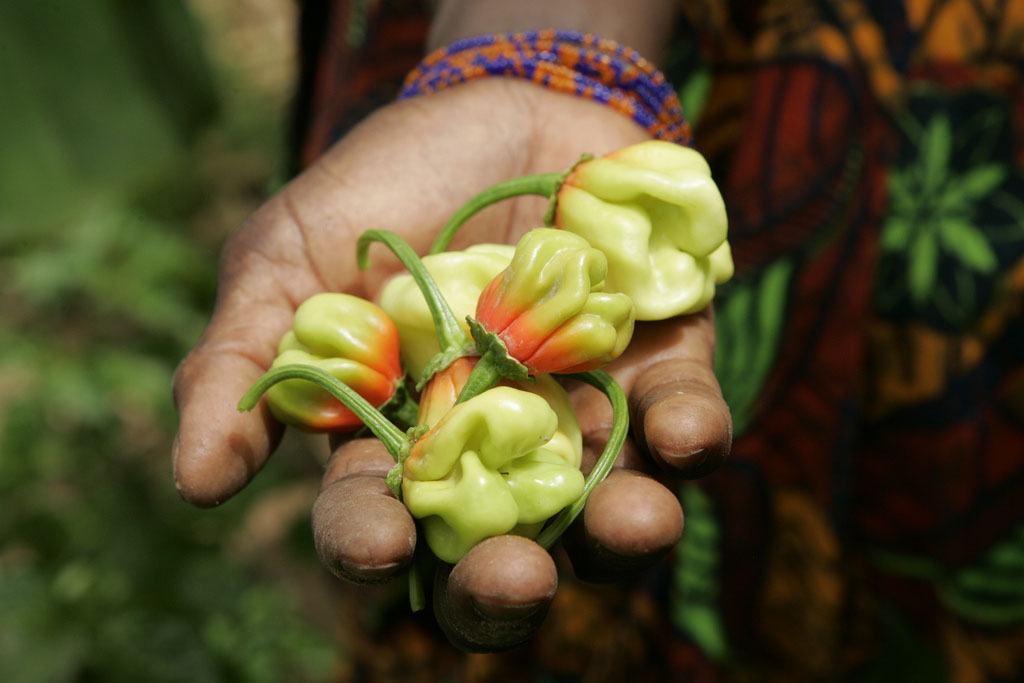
[
  {"xmin": 453, "ymin": 318, "xmax": 530, "ymax": 404},
  {"xmin": 357, "ymin": 230, "xmax": 477, "ymax": 388},
  {"xmin": 428, "ymin": 173, "xmax": 564, "ymax": 254},
  {"xmin": 453, "ymin": 348, "xmax": 504, "ymax": 405},
  {"xmin": 406, "ymin": 540, "xmax": 436, "ymax": 613},
  {"xmin": 238, "ymin": 364, "xmax": 409, "ymax": 459},
  {"xmin": 534, "ymin": 369, "xmax": 628, "ymax": 549}
]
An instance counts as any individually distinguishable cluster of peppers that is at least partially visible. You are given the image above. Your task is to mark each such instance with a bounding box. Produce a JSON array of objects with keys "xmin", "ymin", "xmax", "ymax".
[{"xmin": 239, "ymin": 140, "xmax": 732, "ymax": 593}]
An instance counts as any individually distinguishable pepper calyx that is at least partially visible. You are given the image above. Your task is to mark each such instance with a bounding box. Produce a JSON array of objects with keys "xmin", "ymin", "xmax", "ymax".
[
  {"xmin": 469, "ymin": 318, "xmax": 529, "ymax": 379},
  {"xmin": 417, "ymin": 342, "xmax": 478, "ymax": 391},
  {"xmin": 383, "ymin": 424, "xmax": 427, "ymax": 498},
  {"xmin": 451, "ymin": 318, "xmax": 529, "ymax": 404},
  {"xmin": 385, "ymin": 462, "xmax": 404, "ymax": 498}
]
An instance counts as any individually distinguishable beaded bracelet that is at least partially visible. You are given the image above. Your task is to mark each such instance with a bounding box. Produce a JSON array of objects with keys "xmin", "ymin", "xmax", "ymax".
[{"xmin": 399, "ymin": 30, "xmax": 691, "ymax": 145}]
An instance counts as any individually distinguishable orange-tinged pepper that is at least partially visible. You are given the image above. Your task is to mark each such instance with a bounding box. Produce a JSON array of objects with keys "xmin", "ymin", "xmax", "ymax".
[
  {"xmin": 473, "ymin": 228, "xmax": 635, "ymax": 375},
  {"xmin": 430, "ymin": 140, "xmax": 733, "ymax": 320},
  {"xmin": 265, "ymin": 293, "xmax": 404, "ymax": 432}
]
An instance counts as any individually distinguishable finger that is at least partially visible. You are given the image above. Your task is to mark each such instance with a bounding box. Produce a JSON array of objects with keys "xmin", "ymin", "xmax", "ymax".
[
  {"xmin": 626, "ymin": 310, "xmax": 732, "ymax": 477},
  {"xmin": 322, "ymin": 435, "xmax": 395, "ymax": 485},
  {"xmin": 433, "ymin": 535, "xmax": 557, "ymax": 653},
  {"xmin": 558, "ymin": 310, "xmax": 724, "ymax": 582},
  {"xmin": 172, "ymin": 199, "xmax": 326, "ymax": 507},
  {"xmin": 630, "ymin": 358, "xmax": 732, "ymax": 478},
  {"xmin": 563, "ymin": 470, "xmax": 683, "ymax": 583},
  {"xmin": 312, "ymin": 439, "xmax": 415, "ymax": 583},
  {"xmin": 571, "ymin": 382, "xmax": 651, "ymax": 476}
]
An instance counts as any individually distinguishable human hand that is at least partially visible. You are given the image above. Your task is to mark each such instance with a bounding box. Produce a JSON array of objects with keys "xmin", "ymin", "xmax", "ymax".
[
  {"xmin": 172, "ymin": 78, "xmax": 731, "ymax": 651},
  {"xmin": 312, "ymin": 309, "xmax": 730, "ymax": 651}
]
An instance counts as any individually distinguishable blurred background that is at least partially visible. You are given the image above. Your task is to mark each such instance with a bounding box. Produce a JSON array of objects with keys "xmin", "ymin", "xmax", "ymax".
[{"xmin": 0, "ymin": 1, "xmax": 353, "ymax": 679}]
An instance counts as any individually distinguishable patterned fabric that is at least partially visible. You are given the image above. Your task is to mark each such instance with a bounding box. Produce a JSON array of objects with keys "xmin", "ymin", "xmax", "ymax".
[
  {"xmin": 293, "ymin": 0, "xmax": 430, "ymax": 170},
  {"xmin": 398, "ymin": 31, "xmax": 692, "ymax": 143},
  {"xmin": 295, "ymin": 0, "xmax": 1024, "ymax": 679}
]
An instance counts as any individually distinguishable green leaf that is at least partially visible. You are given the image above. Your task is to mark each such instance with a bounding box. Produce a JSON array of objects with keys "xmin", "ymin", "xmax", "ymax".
[
  {"xmin": 714, "ymin": 259, "xmax": 793, "ymax": 437},
  {"xmin": 939, "ymin": 164, "xmax": 1006, "ymax": 212},
  {"xmin": 679, "ymin": 67, "xmax": 712, "ymax": 125},
  {"xmin": 954, "ymin": 566, "xmax": 1024, "ymax": 593},
  {"xmin": 886, "ymin": 170, "xmax": 917, "ymax": 214},
  {"xmin": 671, "ymin": 484, "xmax": 728, "ymax": 660},
  {"xmin": 880, "ymin": 215, "xmax": 915, "ymax": 251},
  {"xmin": 920, "ymin": 115, "xmax": 952, "ymax": 197},
  {"xmin": 937, "ymin": 217, "xmax": 997, "ymax": 273},
  {"xmin": 989, "ymin": 533, "xmax": 1024, "ymax": 567},
  {"xmin": 714, "ymin": 284, "xmax": 753, "ymax": 387},
  {"xmin": 953, "ymin": 163, "xmax": 1006, "ymax": 199},
  {"xmin": 908, "ymin": 232, "xmax": 939, "ymax": 303},
  {"xmin": 871, "ymin": 522, "xmax": 1024, "ymax": 626}
]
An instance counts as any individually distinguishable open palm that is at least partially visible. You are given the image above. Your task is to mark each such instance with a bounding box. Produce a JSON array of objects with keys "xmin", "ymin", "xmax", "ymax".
[{"xmin": 173, "ymin": 79, "xmax": 731, "ymax": 651}]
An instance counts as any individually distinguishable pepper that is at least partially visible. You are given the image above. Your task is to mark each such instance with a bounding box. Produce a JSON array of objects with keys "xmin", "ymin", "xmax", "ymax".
[
  {"xmin": 237, "ymin": 252, "xmax": 630, "ymax": 598},
  {"xmin": 379, "ymin": 245, "xmax": 513, "ymax": 381},
  {"xmin": 239, "ymin": 358, "xmax": 608, "ymax": 569},
  {"xmin": 401, "ymin": 361, "xmax": 584, "ymax": 563},
  {"xmin": 359, "ymin": 228, "xmax": 635, "ymax": 403},
  {"xmin": 264, "ymin": 292, "xmax": 406, "ymax": 432},
  {"xmin": 429, "ymin": 140, "xmax": 733, "ymax": 320},
  {"xmin": 238, "ymin": 362, "xmax": 630, "ymax": 563},
  {"xmin": 473, "ymin": 227, "xmax": 635, "ymax": 376},
  {"xmin": 556, "ymin": 140, "xmax": 733, "ymax": 319}
]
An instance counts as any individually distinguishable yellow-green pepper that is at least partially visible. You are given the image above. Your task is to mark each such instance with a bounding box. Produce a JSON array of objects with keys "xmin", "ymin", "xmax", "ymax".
[
  {"xmin": 429, "ymin": 140, "xmax": 734, "ymax": 321},
  {"xmin": 378, "ymin": 244, "xmax": 513, "ymax": 380},
  {"xmin": 555, "ymin": 140, "xmax": 733, "ymax": 319},
  {"xmin": 402, "ymin": 359, "xmax": 584, "ymax": 563}
]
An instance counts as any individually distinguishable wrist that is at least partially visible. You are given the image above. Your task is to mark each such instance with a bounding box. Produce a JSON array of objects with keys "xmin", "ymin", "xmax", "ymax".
[{"xmin": 428, "ymin": 0, "xmax": 679, "ymax": 63}]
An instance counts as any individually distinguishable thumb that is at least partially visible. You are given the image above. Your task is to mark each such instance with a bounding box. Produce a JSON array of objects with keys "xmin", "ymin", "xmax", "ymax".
[{"xmin": 172, "ymin": 198, "xmax": 324, "ymax": 506}]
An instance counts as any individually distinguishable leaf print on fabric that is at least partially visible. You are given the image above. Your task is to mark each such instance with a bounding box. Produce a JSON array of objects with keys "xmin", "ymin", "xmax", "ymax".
[
  {"xmin": 713, "ymin": 258, "xmax": 794, "ymax": 437},
  {"xmin": 882, "ymin": 114, "xmax": 994, "ymax": 305},
  {"xmin": 870, "ymin": 522, "xmax": 1024, "ymax": 626},
  {"xmin": 874, "ymin": 92, "xmax": 1024, "ymax": 330},
  {"xmin": 907, "ymin": 229, "xmax": 939, "ymax": 303},
  {"xmin": 671, "ymin": 484, "xmax": 728, "ymax": 661},
  {"xmin": 936, "ymin": 215, "xmax": 997, "ymax": 273}
]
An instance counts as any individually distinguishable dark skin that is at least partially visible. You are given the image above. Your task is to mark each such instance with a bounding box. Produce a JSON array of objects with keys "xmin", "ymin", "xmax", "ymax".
[{"xmin": 172, "ymin": 22, "xmax": 731, "ymax": 650}]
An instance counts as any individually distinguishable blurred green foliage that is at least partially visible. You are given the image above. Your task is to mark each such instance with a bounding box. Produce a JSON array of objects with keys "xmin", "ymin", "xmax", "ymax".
[{"xmin": 0, "ymin": 2, "xmax": 339, "ymax": 680}]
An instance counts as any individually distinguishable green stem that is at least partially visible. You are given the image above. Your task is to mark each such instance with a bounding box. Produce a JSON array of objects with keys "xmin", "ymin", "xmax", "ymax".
[
  {"xmin": 535, "ymin": 369, "xmax": 628, "ymax": 549},
  {"xmin": 454, "ymin": 349, "xmax": 504, "ymax": 405},
  {"xmin": 238, "ymin": 364, "xmax": 408, "ymax": 459},
  {"xmin": 429, "ymin": 173, "xmax": 564, "ymax": 254},
  {"xmin": 407, "ymin": 540, "xmax": 435, "ymax": 613},
  {"xmin": 357, "ymin": 230, "xmax": 475, "ymax": 386},
  {"xmin": 408, "ymin": 563, "xmax": 426, "ymax": 613},
  {"xmin": 453, "ymin": 318, "xmax": 530, "ymax": 404}
]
